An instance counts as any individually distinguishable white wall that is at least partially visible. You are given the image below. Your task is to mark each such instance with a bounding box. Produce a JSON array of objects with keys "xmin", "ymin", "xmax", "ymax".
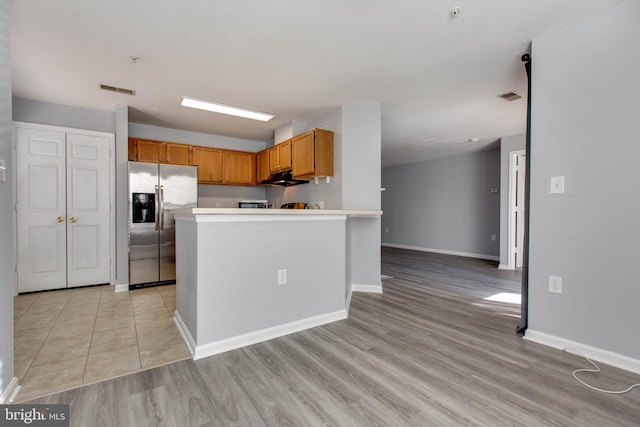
[
  {"xmin": 382, "ymin": 149, "xmax": 501, "ymax": 260},
  {"xmin": 527, "ymin": 0, "xmax": 640, "ymax": 362},
  {"xmin": 0, "ymin": 0, "xmax": 14, "ymax": 400},
  {"xmin": 499, "ymin": 134, "xmax": 526, "ymax": 268}
]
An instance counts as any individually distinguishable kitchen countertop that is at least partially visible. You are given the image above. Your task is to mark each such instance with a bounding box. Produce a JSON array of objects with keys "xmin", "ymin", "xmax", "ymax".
[{"xmin": 174, "ymin": 208, "xmax": 382, "ymax": 217}]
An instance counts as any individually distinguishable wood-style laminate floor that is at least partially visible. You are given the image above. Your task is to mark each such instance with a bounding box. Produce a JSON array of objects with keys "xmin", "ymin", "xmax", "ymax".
[{"xmin": 26, "ymin": 247, "xmax": 640, "ymax": 426}]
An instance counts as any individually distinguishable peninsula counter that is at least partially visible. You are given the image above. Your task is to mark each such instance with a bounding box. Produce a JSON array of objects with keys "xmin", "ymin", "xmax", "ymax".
[{"xmin": 172, "ymin": 208, "xmax": 382, "ymax": 360}]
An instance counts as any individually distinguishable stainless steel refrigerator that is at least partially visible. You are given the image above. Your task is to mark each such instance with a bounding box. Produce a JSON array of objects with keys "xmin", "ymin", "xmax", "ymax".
[{"xmin": 128, "ymin": 161, "xmax": 197, "ymax": 289}]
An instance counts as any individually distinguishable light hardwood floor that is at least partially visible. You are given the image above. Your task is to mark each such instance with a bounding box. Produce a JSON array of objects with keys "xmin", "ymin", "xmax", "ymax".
[{"xmin": 26, "ymin": 247, "xmax": 640, "ymax": 426}]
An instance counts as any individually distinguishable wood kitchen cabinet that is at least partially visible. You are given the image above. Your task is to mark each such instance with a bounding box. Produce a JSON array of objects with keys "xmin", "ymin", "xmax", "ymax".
[
  {"xmin": 128, "ymin": 138, "xmax": 192, "ymax": 165},
  {"xmin": 134, "ymin": 139, "xmax": 165, "ymax": 163},
  {"xmin": 291, "ymin": 129, "xmax": 334, "ymax": 178},
  {"xmin": 191, "ymin": 146, "xmax": 223, "ymax": 183},
  {"xmin": 268, "ymin": 139, "xmax": 291, "ymax": 173},
  {"xmin": 164, "ymin": 142, "xmax": 191, "ymax": 165},
  {"xmin": 257, "ymin": 150, "xmax": 270, "ymax": 183},
  {"xmin": 224, "ymin": 150, "xmax": 256, "ymax": 185}
]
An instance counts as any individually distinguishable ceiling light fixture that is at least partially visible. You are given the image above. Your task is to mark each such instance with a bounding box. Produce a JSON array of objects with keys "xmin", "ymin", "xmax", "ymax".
[{"xmin": 180, "ymin": 97, "xmax": 275, "ymax": 122}]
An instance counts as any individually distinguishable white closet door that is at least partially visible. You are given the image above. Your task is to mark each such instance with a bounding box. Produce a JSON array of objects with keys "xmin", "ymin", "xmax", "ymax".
[
  {"xmin": 16, "ymin": 126, "xmax": 112, "ymax": 292},
  {"xmin": 16, "ymin": 128, "xmax": 68, "ymax": 292},
  {"xmin": 66, "ymin": 133, "xmax": 111, "ymax": 287}
]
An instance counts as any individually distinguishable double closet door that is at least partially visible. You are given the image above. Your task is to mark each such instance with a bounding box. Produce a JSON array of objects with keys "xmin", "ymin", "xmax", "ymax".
[{"xmin": 16, "ymin": 124, "xmax": 113, "ymax": 293}]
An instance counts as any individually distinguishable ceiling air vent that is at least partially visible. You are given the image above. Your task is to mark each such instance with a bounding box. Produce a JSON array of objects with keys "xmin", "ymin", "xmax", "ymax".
[
  {"xmin": 498, "ymin": 91, "xmax": 522, "ymax": 101},
  {"xmin": 100, "ymin": 84, "xmax": 136, "ymax": 96}
]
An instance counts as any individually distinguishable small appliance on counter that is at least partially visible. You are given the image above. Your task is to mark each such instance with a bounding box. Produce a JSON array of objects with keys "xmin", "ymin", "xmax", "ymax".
[
  {"xmin": 281, "ymin": 202, "xmax": 308, "ymax": 209},
  {"xmin": 238, "ymin": 200, "xmax": 268, "ymax": 208}
]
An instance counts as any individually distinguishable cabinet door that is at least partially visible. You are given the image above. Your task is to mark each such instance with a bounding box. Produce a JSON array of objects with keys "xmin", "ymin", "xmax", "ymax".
[
  {"xmin": 192, "ymin": 147, "xmax": 223, "ymax": 183},
  {"xmin": 268, "ymin": 146, "xmax": 280, "ymax": 173},
  {"xmin": 225, "ymin": 151, "xmax": 256, "ymax": 185},
  {"xmin": 257, "ymin": 150, "xmax": 270, "ymax": 183},
  {"xmin": 165, "ymin": 143, "xmax": 191, "ymax": 165},
  {"xmin": 278, "ymin": 140, "xmax": 292, "ymax": 170},
  {"xmin": 291, "ymin": 131, "xmax": 315, "ymax": 177},
  {"xmin": 136, "ymin": 139, "xmax": 165, "ymax": 163}
]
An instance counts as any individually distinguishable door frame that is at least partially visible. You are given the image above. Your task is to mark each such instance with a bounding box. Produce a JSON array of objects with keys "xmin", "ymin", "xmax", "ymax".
[
  {"xmin": 507, "ymin": 149, "xmax": 526, "ymax": 270},
  {"xmin": 13, "ymin": 121, "xmax": 116, "ymax": 295}
]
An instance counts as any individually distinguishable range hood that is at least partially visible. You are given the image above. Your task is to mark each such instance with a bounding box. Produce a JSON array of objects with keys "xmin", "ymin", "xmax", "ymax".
[{"xmin": 261, "ymin": 170, "xmax": 309, "ymax": 187}]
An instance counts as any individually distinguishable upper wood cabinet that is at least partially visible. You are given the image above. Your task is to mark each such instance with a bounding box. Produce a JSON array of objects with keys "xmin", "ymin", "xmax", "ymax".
[
  {"xmin": 291, "ymin": 129, "xmax": 334, "ymax": 179},
  {"xmin": 192, "ymin": 146, "xmax": 223, "ymax": 184},
  {"xmin": 268, "ymin": 139, "xmax": 292, "ymax": 173},
  {"xmin": 135, "ymin": 139, "xmax": 165, "ymax": 163},
  {"xmin": 128, "ymin": 138, "xmax": 192, "ymax": 165},
  {"xmin": 257, "ymin": 150, "xmax": 270, "ymax": 183},
  {"xmin": 165, "ymin": 142, "xmax": 191, "ymax": 165},
  {"xmin": 224, "ymin": 151, "xmax": 256, "ymax": 185}
]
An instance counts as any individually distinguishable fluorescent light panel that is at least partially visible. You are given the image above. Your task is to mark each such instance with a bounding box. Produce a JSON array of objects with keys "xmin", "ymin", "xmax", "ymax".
[{"xmin": 180, "ymin": 97, "xmax": 275, "ymax": 122}]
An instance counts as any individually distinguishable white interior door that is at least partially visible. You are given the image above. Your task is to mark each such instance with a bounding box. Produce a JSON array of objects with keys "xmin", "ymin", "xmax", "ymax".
[
  {"xmin": 66, "ymin": 133, "xmax": 111, "ymax": 287},
  {"xmin": 16, "ymin": 128, "xmax": 68, "ymax": 292},
  {"xmin": 16, "ymin": 126, "xmax": 112, "ymax": 292}
]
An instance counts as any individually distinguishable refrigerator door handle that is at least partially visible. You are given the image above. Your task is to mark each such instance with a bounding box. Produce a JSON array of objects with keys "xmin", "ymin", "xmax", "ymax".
[
  {"xmin": 159, "ymin": 185, "xmax": 165, "ymax": 231},
  {"xmin": 155, "ymin": 184, "xmax": 160, "ymax": 231}
]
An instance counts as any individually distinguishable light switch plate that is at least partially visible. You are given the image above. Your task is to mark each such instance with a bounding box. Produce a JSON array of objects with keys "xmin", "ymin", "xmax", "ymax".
[{"xmin": 550, "ymin": 176, "xmax": 565, "ymax": 194}]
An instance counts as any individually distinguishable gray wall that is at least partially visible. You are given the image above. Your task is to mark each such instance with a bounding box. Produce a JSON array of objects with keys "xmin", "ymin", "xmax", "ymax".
[
  {"xmin": 499, "ymin": 134, "xmax": 526, "ymax": 268},
  {"xmin": 528, "ymin": 0, "xmax": 640, "ymax": 359},
  {"xmin": 382, "ymin": 149, "xmax": 501, "ymax": 260},
  {"xmin": 0, "ymin": 0, "xmax": 13, "ymax": 400},
  {"xmin": 269, "ymin": 105, "xmax": 382, "ymax": 289},
  {"xmin": 129, "ymin": 122, "xmax": 266, "ymax": 152},
  {"xmin": 114, "ymin": 106, "xmax": 129, "ymax": 286},
  {"xmin": 13, "ymin": 97, "xmax": 115, "ymax": 133}
]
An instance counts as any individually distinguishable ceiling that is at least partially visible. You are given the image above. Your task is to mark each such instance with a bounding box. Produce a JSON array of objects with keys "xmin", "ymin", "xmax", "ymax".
[{"xmin": 11, "ymin": 0, "xmax": 624, "ymax": 167}]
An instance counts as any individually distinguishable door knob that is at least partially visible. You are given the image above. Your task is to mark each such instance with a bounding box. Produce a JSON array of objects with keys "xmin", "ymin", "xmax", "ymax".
[
  {"xmin": 69, "ymin": 217, "xmax": 77, "ymax": 223},
  {"xmin": 56, "ymin": 216, "xmax": 64, "ymax": 223}
]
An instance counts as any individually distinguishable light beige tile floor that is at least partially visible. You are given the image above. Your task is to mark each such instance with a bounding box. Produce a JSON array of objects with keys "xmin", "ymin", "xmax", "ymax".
[{"xmin": 13, "ymin": 284, "xmax": 190, "ymax": 402}]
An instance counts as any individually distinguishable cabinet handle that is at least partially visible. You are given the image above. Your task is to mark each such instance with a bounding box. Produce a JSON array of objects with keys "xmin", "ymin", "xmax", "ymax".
[
  {"xmin": 56, "ymin": 216, "xmax": 64, "ymax": 223},
  {"xmin": 69, "ymin": 217, "xmax": 77, "ymax": 223}
]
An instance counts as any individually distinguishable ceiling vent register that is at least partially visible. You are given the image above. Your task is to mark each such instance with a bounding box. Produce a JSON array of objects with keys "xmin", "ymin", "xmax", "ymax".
[
  {"xmin": 498, "ymin": 91, "xmax": 522, "ymax": 101},
  {"xmin": 100, "ymin": 84, "xmax": 136, "ymax": 96}
]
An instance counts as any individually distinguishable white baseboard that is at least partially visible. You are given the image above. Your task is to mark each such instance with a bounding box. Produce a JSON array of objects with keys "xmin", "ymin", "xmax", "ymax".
[
  {"xmin": 497, "ymin": 264, "xmax": 512, "ymax": 270},
  {"xmin": 173, "ymin": 311, "xmax": 196, "ymax": 356},
  {"xmin": 352, "ymin": 283, "xmax": 383, "ymax": 294},
  {"xmin": 114, "ymin": 284, "xmax": 129, "ymax": 292},
  {"xmin": 524, "ymin": 329, "xmax": 640, "ymax": 376},
  {"xmin": 1, "ymin": 377, "xmax": 20, "ymax": 403},
  {"xmin": 193, "ymin": 310, "xmax": 347, "ymax": 360},
  {"xmin": 382, "ymin": 242, "xmax": 499, "ymax": 262}
]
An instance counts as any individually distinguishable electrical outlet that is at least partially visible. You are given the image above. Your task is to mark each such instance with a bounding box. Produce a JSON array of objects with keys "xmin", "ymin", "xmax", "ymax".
[
  {"xmin": 549, "ymin": 276, "xmax": 562, "ymax": 294},
  {"xmin": 491, "ymin": 234, "xmax": 496, "ymax": 241},
  {"xmin": 277, "ymin": 269, "xmax": 287, "ymax": 286},
  {"xmin": 550, "ymin": 176, "xmax": 565, "ymax": 194}
]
